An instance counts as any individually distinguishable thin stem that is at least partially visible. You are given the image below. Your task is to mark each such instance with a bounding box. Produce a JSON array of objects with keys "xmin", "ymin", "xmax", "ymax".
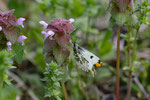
[
  {"xmin": 126, "ymin": 26, "xmax": 140, "ymax": 100},
  {"xmin": 116, "ymin": 26, "xmax": 121, "ymax": 100},
  {"xmin": 131, "ymin": 28, "xmax": 140, "ymax": 64},
  {"xmin": 133, "ymin": 77, "xmax": 150, "ymax": 99},
  {"xmin": 126, "ymin": 27, "xmax": 131, "ymax": 100},
  {"xmin": 61, "ymin": 83, "xmax": 69, "ymax": 100}
]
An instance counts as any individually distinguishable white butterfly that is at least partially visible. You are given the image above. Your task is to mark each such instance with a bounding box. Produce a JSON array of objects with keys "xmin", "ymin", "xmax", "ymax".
[{"xmin": 73, "ymin": 42, "xmax": 102, "ymax": 75}]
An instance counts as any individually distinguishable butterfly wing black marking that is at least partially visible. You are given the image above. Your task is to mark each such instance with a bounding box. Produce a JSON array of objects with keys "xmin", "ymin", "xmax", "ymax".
[{"xmin": 73, "ymin": 43, "xmax": 100, "ymax": 71}]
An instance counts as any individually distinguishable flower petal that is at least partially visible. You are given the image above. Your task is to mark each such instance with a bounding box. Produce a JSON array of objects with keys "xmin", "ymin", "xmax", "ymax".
[
  {"xmin": 41, "ymin": 30, "xmax": 55, "ymax": 39},
  {"xmin": 47, "ymin": 18, "xmax": 75, "ymax": 34},
  {"xmin": 16, "ymin": 18, "xmax": 25, "ymax": 28},
  {"xmin": 39, "ymin": 21, "xmax": 48, "ymax": 30},
  {"xmin": 69, "ymin": 18, "xmax": 75, "ymax": 23},
  {"xmin": 0, "ymin": 26, "xmax": 2, "ymax": 31},
  {"xmin": 47, "ymin": 31, "xmax": 55, "ymax": 40},
  {"xmin": 41, "ymin": 31, "xmax": 49, "ymax": 39},
  {"xmin": 17, "ymin": 35, "xmax": 27, "ymax": 45},
  {"xmin": 47, "ymin": 30, "xmax": 55, "ymax": 36},
  {"xmin": 7, "ymin": 41, "xmax": 12, "ymax": 51}
]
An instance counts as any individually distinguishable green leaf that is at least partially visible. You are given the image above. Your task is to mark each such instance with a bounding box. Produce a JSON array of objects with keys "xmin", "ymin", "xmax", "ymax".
[
  {"xmin": 116, "ymin": 13, "xmax": 128, "ymax": 25},
  {"xmin": 12, "ymin": 42, "xmax": 24, "ymax": 64},
  {"xmin": 3, "ymin": 27, "xmax": 20, "ymax": 43},
  {"xmin": 54, "ymin": 82, "xmax": 61, "ymax": 87},
  {"xmin": 99, "ymin": 41, "xmax": 113, "ymax": 57}
]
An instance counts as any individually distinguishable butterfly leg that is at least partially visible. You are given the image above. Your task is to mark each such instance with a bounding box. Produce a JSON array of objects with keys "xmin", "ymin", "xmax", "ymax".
[{"xmin": 90, "ymin": 69, "xmax": 95, "ymax": 77}]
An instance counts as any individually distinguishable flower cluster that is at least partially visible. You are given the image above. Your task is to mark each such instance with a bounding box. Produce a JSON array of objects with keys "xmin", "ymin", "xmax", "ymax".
[
  {"xmin": 109, "ymin": 0, "xmax": 133, "ymax": 12},
  {"xmin": 115, "ymin": 0, "xmax": 133, "ymax": 12},
  {"xmin": 0, "ymin": 9, "xmax": 27, "ymax": 50},
  {"xmin": 40, "ymin": 18, "xmax": 75, "ymax": 65}
]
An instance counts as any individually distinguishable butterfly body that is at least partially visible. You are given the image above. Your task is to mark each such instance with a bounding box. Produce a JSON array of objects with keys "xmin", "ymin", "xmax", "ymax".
[{"xmin": 73, "ymin": 42, "xmax": 102, "ymax": 74}]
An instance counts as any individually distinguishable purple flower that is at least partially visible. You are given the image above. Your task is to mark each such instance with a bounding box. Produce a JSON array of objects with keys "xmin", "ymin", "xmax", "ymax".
[
  {"xmin": 69, "ymin": 18, "xmax": 75, "ymax": 23},
  {"xmin": 116, "ymin": 0, "xmax": 131, "ymax": 12},
  {"xmin": 47, "ymin": 18, "xmax": 75, "ymax": 34},
  {"xmin": 16, "ymin": 18, "xmax": 25, "ymax": 28},
  {"xmin": 39, "ymin": 21, "xmax": 48, "ymax": 30},
  {"xmin": 7, "ymin": 41, "xmax": 12, "ymax": 51},
  {"xmin": 0, "ymin": 9, "xmax": 17, "ymax": 26},
  {"xmin": 0, "ymin": 26, "xmax": 2, "ymax": 31},
  {"xmin": 47, "ymin": 31, "xmax": 55, "ymax": 40},
  {"xmin": 41, "ymin": 31, "xmax": 48, "ymax": 38},
  {"xmin": 0, "ymin": 10, "xmax": 27, "ymax": 52},
  {"xmin": 41, "ymin": 30, "xmax": 55, "ymax": 39},
  {"xmin": 17, "ymin": 35, "xmax": 27, "ymax": 45},
  {"xmin": 42, "ymin": 18, "xmax": 75, "ymax": 64}
]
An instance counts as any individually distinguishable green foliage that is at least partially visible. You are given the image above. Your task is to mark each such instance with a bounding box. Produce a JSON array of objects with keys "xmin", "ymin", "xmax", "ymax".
[
  {"xmin": 0, "ymin": 50, "xmax": 14, "ymax": 88},
  {"xmin": 42, "ymin": 61, "xmax": 64, "ymax": 100},
  {"xmin": 1, "ymin": 0, "xmax": 149, "ymax": 99},
  {"xmin": 8, "ymin": 0, "xmax": 27, "ymax": 17},
  {"xmin": 0, "ymin": 86, "xmax": 20, "ymax": 100},
  {"xmin": 0, "ymin": 50, "xmax": 20, "ymax": 100},
  {"xmin": 135, "ymin": 0, "xmax": 150, "ymax": 27},
  {"xmin": 12, "ymin": 42, "xmax": 24, "ymax": 64},
  {"xmin": 98, "ymin": 29, "xmax": 113, "ymax": 58}
]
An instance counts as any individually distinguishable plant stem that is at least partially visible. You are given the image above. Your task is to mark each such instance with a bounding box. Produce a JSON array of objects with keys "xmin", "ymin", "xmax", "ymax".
[
  {"xmin": 116, "ymin": 26, "xmax": 121, "ymax": 100},
  {"xmin": 126, "ymin": 27, "xmax": 131, "ymax": 100},
  {"xmin": 126, "ymin": 68, "xmax": 132, "ymax": 100},
  {"xmin": 61, "ymin": 83, "xmax": 69, "ymax": 100},
  {"xmin": 126, "ymin": 27, "xmax": 140, "ymax": 100}
]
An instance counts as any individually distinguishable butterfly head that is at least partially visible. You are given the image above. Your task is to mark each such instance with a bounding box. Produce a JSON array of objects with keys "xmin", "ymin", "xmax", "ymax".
[{"xmin": 95, "ymin": 60, "xmax": 102, "ymax": 68}]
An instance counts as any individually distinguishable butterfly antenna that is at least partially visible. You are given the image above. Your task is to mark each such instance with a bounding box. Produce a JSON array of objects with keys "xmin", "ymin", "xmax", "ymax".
[
  {"xmin": 70, "ymin": 39, "xmax": 76, "ymax": 47},
  {"xmin": 72, "ymin": 41, "xmax": 76, "ymax": 48}
]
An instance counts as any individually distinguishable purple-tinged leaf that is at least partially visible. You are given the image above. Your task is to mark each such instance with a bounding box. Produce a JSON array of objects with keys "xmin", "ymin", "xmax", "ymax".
[{"xmin": 2, "ymin": 27, "xmax": 20, "ymax": 43}]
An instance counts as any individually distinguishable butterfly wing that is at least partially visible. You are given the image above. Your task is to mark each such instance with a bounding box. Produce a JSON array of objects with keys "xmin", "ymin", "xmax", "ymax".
[
  {"xmin": 73, "ymin": 43, "xmax": 89, "ymax": 71},
  {"xmin": 73, "ymin": 43, "xmax": 101, "ymax": 72}
]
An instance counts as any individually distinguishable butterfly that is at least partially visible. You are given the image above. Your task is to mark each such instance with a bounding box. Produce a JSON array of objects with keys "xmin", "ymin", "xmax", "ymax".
[{"xmin": 72, "ymin": 42, "xmax": 102, "ymax": 75}]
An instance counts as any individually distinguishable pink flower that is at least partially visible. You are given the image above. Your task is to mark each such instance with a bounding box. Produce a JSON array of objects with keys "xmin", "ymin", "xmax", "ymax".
[
  {"xmin": 17, "ymin": 35, "xmax": 27, "ymax": 45},
  {"xmin": 39, "ymin": 21, "xmax": 48, "ymax": 30},
  {"xmin": 16, "ymin": 18, "xmax": 25, "ymax": 28},
  {"xmin": 7, "ymin": 41, "xmax": 12, "ymax": 51},
  {"xmin": 0, "ymin": 26, "xmax": 2, "ymax": 31}
]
